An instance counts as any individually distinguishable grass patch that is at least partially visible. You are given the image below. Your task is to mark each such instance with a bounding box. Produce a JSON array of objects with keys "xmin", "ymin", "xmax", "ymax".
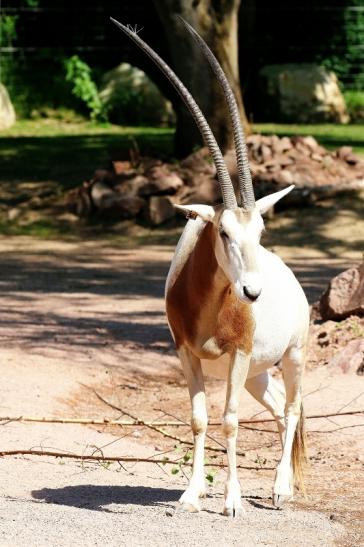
[
  {"xmin": 254, "ymin": 123, "xmax": 364, "ymax": 156},
  {"xmin": 0, "ymin": 120, "xmax": 174, "ymax": 190}
]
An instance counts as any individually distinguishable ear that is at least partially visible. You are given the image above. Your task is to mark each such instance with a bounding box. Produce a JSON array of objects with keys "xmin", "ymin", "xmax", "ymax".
[
  {"xmin": 174, "ymin": 204, "xmax": 216, "ymax": 222},
  {"xmin": 255, "ymin": 185, "xmax": 295, "ymax": 215}
]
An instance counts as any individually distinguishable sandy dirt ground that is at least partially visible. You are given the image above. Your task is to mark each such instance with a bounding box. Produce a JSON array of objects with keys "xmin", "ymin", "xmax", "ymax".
[{"xmin": 0, "ymin": 199, "xmax": 363, "ymax": 546}]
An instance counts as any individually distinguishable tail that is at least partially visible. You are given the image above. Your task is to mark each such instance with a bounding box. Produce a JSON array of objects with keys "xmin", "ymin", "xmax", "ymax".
[{"xmin": 292, "ymin": 402, "xmax": 307, "ymax": 494}]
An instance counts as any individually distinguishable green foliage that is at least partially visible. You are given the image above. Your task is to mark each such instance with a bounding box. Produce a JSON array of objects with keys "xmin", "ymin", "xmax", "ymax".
[
  {"xmin": 344, "ymin": 91, "xmax": 364, "ymax": 123},
  {"xmin": 319, "ymin": 2, "xmax": 364, "ymax": 90},
  {"xmin": 0, "ymin": 14, "xmax": 18, "ymax": 47},
  {"xmin": 24, "ymin": 0, "xmax": 40, "ymax": 6},
  {"xmin": 64, "ymin": 55, "xmax": 106, "ymax": 122}
]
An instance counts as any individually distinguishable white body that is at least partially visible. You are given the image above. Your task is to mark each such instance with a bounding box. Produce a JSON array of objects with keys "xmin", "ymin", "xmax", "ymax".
[
  {"xmin": 166, "ymin": 218, "xmax": 309, "ymax": 381},
  {"xmin": 165, "ymin": 203, "xmax": 310, "ymax": 515}
]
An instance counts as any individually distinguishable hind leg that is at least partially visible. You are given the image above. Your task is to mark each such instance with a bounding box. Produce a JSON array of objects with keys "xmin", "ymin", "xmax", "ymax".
[
  {"xmin": 245, "ymin": 371, "xmax": 286, "ymax": 446},
  {"xmin": 273, "ymin": 345, "xmax": 306, "ymax": 508}
]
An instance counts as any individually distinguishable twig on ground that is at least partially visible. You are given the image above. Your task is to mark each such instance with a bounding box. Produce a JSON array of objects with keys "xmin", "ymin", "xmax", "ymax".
[
  {"xmin": 90, "ymin": 389, "xmax": 247, "ymax": 456},
  {"xmin": 0, "ymin": 409, "xmax": 362, "ymax": 428},
  {"xmin": 0, "ymin": 449, "xmax": 274, "ymax": 470}
]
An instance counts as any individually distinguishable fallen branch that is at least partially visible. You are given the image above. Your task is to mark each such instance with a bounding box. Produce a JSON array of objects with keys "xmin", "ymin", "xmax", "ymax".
[
  {"xmin": 0, "ymin": 449, "xmax": 273, "ymax": 470},
  {"xmin": 91, "ymin": 389, "xmax": 243, "ymax": 456},
  {"xmin": 0, "ymin": 409, "xmax": 362, "ymax": 428}
]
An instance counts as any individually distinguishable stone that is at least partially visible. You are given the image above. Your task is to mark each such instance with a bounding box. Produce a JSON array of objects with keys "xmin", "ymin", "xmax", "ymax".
[
  {"xmin": 93, "ymin": 169, "xmax": 114, "ymax": 184},
  {"xmin": 140, "ymin": 166, "xmax": 183, "ymax": 196},
  {"xmin": 108, "ymin": 194, "xmax": 145, "ymax": 219},
  {"xmin": 147, "ymin": 196, "xmax": 175, "ymax": 225},
  {"xmin": 99, "ymin": 63, "xmax": 175, "ymax": 126},
  {"xmin": 90, "ymin": 181, "xmax": 115, "ymax": 209},
  {"xmin": 8, "ymin": 208, "xmax": 21, "ymax": 221},
  {"xmin": 320, "ymin": 262, "xmax": 364, "ymax": 320},
  {"xmin": 115, "ymin": 175, "xmax": 149, "ymax": 197},
  {"xmin": 328, "ymin": 339, "xmax": 364, "ymax": 374},
  {"xmin": 259, "ymin": 64, "xmax": 349, "ymax": 124},
  {"xmin": 184, "ymin": 175, "xmax": 221, "ymax": 205},
  {"xmin": 180, "ymin": 147, "xmax": 216, "ymax": 177},
  {"xmin": 91, "ymin": 182, "xmax": 144, "ymax": 218},
  {"xmin": 0, "ymin": 84, "xmax": 16, "ymax": 130},
  {"xmin": 275, "ymin": 170, "xmax": 294, "ymax": 185},
  {"xmin": 112, "ymin": 161, "xmax": 132, "ymax": 175}
]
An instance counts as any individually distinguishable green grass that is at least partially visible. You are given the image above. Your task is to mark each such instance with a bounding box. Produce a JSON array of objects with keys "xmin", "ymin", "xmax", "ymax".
[
  {"xmin": 0, "ymin": 120, "xmax": 174, "ymax": 190},
  {"xmin": 1, "ymin": 121, "xmax": 363, "ymax": 193},
  {"xmin": 254, "ymin": 123, "xmax": 364, "ymax": 156}
]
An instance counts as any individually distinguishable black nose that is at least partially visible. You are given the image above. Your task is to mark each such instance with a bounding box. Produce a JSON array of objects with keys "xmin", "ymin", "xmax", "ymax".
[{"xmin": 243, "ymin": 286, "xmax": 261, "ymax": 301}]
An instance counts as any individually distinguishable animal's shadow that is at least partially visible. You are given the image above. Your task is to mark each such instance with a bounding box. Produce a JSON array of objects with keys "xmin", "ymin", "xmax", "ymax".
[{"xmin": 32, "ymin": 485, "xmax": 182, "ymax": 513}]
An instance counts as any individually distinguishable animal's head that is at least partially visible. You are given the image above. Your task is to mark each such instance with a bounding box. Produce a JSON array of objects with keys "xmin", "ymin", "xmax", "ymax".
[
  {"xmin": 111, "ymin": 17, "xmax": 294, "ymax": 303},
  {"xmin": 176, "ymin": 185, "xmax": 293, "ymax": 303}
]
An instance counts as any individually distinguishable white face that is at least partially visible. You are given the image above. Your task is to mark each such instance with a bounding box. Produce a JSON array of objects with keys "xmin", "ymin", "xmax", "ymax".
[
  {"xmin": 214, "ymin": 208, "xmax": 264, "ymax": 303},
  {"xmin": 177, "ymin": 185, "xmax": 295, "ymax": 303}
]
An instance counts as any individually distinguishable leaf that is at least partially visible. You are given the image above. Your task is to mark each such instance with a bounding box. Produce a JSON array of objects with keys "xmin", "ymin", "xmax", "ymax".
[
  {"xmin": 206, "ymin": 473, "xmax": 214, "ymax": 484},
  {"xmin": 171, "ymin": 467, "xmax": 180, "ymax": 475}
]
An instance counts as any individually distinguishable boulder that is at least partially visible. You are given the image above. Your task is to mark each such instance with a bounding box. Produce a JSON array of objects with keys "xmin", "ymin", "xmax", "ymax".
[
  {"xmin": 320, "ymin": 262, "xmax": 364, "ymax": 320},
  {"xmin": 147, "ymin": 196, "xmax": 175, "ymax": 225},
  {"xmin": 259, "ymin": 64, "xmax": 349, "ymax": 124},
  {"xmin": 0, "ymin": 84, "xmax": 16, "ymax": 130},
  {"xmin": 99, "ymin": 63, "xmax": 175, "ymax": 126}
]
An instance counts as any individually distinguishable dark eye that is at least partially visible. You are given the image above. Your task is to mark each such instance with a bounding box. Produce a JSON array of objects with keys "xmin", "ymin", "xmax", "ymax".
[{"xmin": 220, "ymin": 230, "xmax": 228, "ymax": 239}]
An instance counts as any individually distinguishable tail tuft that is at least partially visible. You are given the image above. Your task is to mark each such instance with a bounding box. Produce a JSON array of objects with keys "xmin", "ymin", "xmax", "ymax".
[{"xmin": 292, "ymin": 402, "xmax": 307, "ymax": 494}]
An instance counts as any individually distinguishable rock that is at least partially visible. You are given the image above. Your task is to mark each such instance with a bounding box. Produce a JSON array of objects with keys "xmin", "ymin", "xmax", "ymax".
[
  {"xmin": 108, "ymin": 194, "xmax": 145, "ymax": 219},
  {"xmin": 140, "ymin": 166, "xmax": 183, "ymax": 196},
  {"xmin": 320, "ymin": 262, "xmax": 364, "ymax": 320},
  {"xmin": 0, "ymin": 84, "xmax": 16, "ymax": 130},
  {"xmin": 184, "ymin": 175, "xmax": 221, "ymax": 205},
  {"xmin": 114, "ymin": 175, "xmax": 149, "ymax": 197},
  {"xmin": 180, "ymin": 147, "xmax": 216, "ymax": 177},
  {"xmin": 8, "ymin": 207, "xmax": 21, "ymax": 221},
  {"xmin": 275, "ymin": 170, "xmax": 294, "ymax": 185},
  {"xmin": 112, "ymin": 161, "xmax": 133, "ymax": 175},
  {"xmin": 99, "ymin": 63, "xmax": 175, "ymax": 126},
  {"xmin": 93, "ymin": 169, "xmax": 115, "ymax": 184},
  {"xmin": 259, "ymin": 64, "xmax": 349, "ymax": 124},
  {"xmin": 91, "ymin": 182, "xmax": 144, "ymax": 218},
  {"xmin": 90, "ymin": 181, "xmax": 115, "ymax": 209},
  {"xmin": 328, "ymin": 339, "xmax": 364, "ymax": 374},
  {"xmin": 147, "ymin": 196, "xmax": 175, "ymax": 225}
]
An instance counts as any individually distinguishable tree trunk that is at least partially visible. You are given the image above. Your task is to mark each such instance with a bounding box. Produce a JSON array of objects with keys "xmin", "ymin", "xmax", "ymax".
[{"xmin": 153, "ymin": 0, "xmax": 248, "ymax": 158}]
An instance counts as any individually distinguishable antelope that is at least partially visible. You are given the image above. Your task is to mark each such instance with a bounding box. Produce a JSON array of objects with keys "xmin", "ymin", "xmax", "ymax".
[{"xmin": 111, "ymin": 17, "xmax": 309, "ymax": 517}]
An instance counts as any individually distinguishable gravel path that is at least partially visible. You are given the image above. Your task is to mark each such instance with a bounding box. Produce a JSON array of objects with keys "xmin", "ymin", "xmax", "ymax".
[{"xmin": 0, "ymin": 236, "xmax": 362, "ymax": 546}]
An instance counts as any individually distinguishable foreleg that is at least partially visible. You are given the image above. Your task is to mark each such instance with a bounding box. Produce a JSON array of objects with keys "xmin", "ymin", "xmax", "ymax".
[
  {"xmin": 178, "ymin": 346, "xmax": 207, "ymax": 512},
  {"xmin": 222, "ymin": 350, "xmax": 250, "ymax": 517}
]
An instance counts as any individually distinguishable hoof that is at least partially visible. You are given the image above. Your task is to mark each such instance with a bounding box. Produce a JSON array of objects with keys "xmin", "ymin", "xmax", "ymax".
[
  {"xmin": 177, "ymin": 501, "xmax": 200, "ymax": 513},
  {"xmin": 223, "ymin": 505, "xmax": 244, "ymax": 518},
  {"xmin": 272, "ymin": 494, "xmax": 292, "ymax": 508}
]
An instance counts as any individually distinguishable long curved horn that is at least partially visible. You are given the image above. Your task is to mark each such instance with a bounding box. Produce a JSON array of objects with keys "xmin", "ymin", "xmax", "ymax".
[
  {"xmin": 110, "ymin": 18, "xmax": 237, "ymax": 210},
  {"xmin": 178, "ymin": 17, "xmax": 255, "ymax": 210}
]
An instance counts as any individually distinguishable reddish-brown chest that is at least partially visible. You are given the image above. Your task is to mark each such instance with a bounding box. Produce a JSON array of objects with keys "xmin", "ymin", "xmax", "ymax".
[{"xmin": 166, "ymin": 223, "xmax": 254, "ymax": 355}]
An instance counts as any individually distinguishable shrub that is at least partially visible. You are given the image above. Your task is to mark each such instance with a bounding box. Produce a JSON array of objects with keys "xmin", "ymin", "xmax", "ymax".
[
  {"xmin": 99, "ymin": 63, "xmax": 175, "ymax": 127},
  {"xmin": 64, "ymin": 55, "xmax": 107, "ymax": 122},
  {"xmin": 344, "ymin": 90, "xmax": 364, "ymax": 123}
]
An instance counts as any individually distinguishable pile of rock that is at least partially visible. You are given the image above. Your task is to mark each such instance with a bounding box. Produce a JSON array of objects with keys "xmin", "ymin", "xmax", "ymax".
[
  {"xmin": 67, "ymin": 134, "xmax": 364, "ymax": 225},
  {"xmin": 309, "ymin": 262, "xmax": 364, "ymax": 375}
]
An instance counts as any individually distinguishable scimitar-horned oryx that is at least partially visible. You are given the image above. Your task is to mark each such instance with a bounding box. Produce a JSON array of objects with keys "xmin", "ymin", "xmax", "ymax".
[{"xmin": 111, "ymin": 17, "xmax": 309, "ymax": 517}]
